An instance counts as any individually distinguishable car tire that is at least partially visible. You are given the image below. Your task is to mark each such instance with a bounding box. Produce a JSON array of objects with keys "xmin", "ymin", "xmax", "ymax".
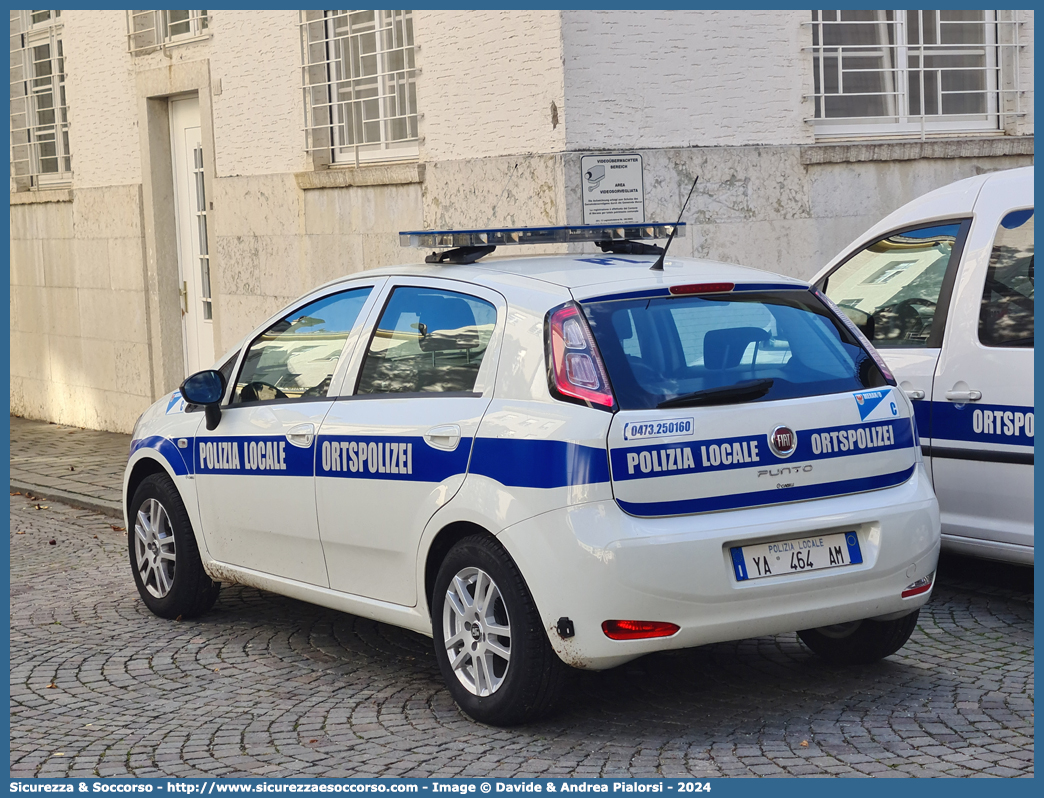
[
  {"xmin": 432, "ymin": 534, "xmax": 567, "ymax": 726},
  {"xmin": 128, "ymin": 473, "xmax": 220, "ymax": 620},
  {"xmin": 798, "ymin": 609, "xmax": 920, "ymax": 665}
]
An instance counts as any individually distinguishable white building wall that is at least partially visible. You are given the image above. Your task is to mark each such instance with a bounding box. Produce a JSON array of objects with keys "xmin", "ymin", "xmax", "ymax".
[
  {"xmin": 561, "ymin": 10, "xmax": 812, "ymax": 151},
  {"xmin": 1018, "ymin": 11, "xmax": 1035, "ymax": 135},
  {"xmin": 415, "ymin": 10, "xmax": 566, "ymax": 161},
  {"xmin": 209, "ymin": 10, "xmax": 312, "ymax": 177},
  {"xmin": 63, "ymin": 10, "xmax": 142, "ymax": 188}
]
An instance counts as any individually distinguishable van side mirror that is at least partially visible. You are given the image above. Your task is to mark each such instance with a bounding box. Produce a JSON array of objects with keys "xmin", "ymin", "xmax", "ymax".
[{"xmin": 180, "ymin": 369, "xmax": 226, "ymax": 430}]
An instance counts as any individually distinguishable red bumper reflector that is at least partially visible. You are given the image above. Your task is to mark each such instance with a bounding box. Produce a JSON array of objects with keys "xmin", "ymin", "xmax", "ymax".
[
  {"xmin": 901, "ymin": 572, "xmax": 935, "ymax": 598},
  {"xmin": 602, "ymin": 620, "xmax": 680, "ymax": 640},
  {"xmin": 669, "ymin": 282, "xmax": 735, "ymax": 295}
]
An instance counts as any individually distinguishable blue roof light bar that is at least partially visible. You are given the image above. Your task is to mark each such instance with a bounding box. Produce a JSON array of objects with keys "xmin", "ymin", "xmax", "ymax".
[{"xmin": 398, "ymin": 223, "xmax": 685, "ymax": 249}]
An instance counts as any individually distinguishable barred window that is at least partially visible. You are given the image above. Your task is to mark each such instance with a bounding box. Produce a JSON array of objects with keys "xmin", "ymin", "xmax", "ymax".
[
  {"xmin": 810, "ymin": 10, "xmax": 1024, "ymax": 138},
  {"xmin": 301, "ymin": 10, "xmax": 418, "ymax": 166},
  {"xmin": 10, "ymin": 9, "xmax": 71, "ymax": 190},
  {"xmin": 127, "ymin": 10, "xmax": 210, "ymax": 55}
]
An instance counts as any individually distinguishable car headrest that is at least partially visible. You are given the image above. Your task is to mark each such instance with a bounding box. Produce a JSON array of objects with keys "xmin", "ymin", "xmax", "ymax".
[
  {"xmin": 418, "ymin": 297, "xmax": 481, "ymax": 352},
  {"xmin": 703, "ymin": 326, "xmax": 770, "ymax": 369}
]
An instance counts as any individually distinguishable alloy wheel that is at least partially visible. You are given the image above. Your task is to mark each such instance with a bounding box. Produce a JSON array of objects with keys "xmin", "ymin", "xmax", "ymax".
[
  {"xmin": 442, "ymin": 567, "xmax": 512, "ymax": 697},
  {"xmin": 134, "ymin": 498, "xmax": 177, "ymax": 599}
]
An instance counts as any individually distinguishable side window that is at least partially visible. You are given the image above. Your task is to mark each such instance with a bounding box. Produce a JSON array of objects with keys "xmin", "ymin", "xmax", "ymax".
[
  {"xmin": 231, "ymin": 287, "xmax": 372, "ymax": 404},
  {"xmin": 821, "ymin": 222, "xmax": 964, "ymax": 348},
  {"xmin": 980, "ymin": 209, "xmax": 1034, "ymax": 348},
  {"xmin": 356, "ymin": 287, "xmax": 497, "ymax": 395},
  {"xmin": 217, "ymin": 353, "xmax": 238, "ymax": 387}
]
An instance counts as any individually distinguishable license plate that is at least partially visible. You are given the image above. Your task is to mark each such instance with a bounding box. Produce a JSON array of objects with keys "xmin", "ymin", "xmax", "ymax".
[{"xmin": 730, "ymin": 531, "xmax": 862, "ymax": 581}]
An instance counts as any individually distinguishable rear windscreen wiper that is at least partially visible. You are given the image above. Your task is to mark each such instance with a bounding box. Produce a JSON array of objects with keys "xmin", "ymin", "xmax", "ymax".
[{"xmin": 657, "ymin": 378, "xmax": 774, "ymax": 409}]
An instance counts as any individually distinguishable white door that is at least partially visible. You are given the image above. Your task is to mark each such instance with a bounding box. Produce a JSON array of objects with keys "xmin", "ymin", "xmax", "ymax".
[
  {"xmin": 194, "ymin": 285, "xmax": 381, "ymax": 586},
  {"xmin": 315, "ymin": 279, "xmax": 503, "ymax": 606},
  {"xmin": 170, "ymin": 96, "xmax": 215, "ymax": 374},
  {"xmin": 930, "ymin": 189, "xmax": 1034, "ymax": 556}
]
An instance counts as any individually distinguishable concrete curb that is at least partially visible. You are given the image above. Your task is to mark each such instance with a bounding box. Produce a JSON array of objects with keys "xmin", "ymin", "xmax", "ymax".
[{"xmin": 11, "ymin": 481, "xmax": 123, "ymax": 520}]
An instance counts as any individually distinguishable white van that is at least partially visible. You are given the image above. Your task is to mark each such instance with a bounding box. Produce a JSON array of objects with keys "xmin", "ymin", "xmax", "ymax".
[{"xmin": 814, "ymin": 167, "xmax": 1033, "ymax": 565}]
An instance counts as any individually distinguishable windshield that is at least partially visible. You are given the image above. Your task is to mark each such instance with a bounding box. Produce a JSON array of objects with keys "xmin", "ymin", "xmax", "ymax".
[{"xmin": 582, "ymin": 290, "xmax": 890, "ymax": 411}]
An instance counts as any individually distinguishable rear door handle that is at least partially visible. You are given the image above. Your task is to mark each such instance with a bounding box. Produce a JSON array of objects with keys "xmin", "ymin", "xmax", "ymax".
[
  {"xmin": 945, "ymin": 390, "xmax": 982, "ymax": 402},
  {"xmin": 424, "ymin": 424, "xmax": 461, "ymax": 451},
  {"xmin": 904, "ymin": 389, "xmax": 925, "ymax": 401},
  {"xmin": 286, "ymin": 423, "xmax": 315, "ymax": 448}
]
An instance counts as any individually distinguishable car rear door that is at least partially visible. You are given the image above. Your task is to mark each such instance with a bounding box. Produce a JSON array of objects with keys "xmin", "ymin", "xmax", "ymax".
[
  {"xmin": 929, "ymin": 178, "xmax": 1034, "ymax": 557},
  {"xmin": 315, "ymin": 278, "xmax": 504, "ymax": 606}
]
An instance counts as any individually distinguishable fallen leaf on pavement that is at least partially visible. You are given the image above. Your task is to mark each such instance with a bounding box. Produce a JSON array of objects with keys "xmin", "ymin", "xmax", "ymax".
[
  {"xmin": 34, "ymin": 504, "xmax": 49, "ymax": 510},
  {"xmin": 16, "ymin": 531, "xmax": 25, "ymax": 535},
  {"xmin": 46, "ymin": 682, "xmax": 56, "ymax": 689},
  {"xmin": 49, "ymin": 539, "xmax": 57, "ymax": 545},
  {"xmin": 111, "ymin": 525, "xmax": 125, "ymax": 531},
  {"xmin": 801, "ymin": 740, "xmax": 809, "ymax": 747}
]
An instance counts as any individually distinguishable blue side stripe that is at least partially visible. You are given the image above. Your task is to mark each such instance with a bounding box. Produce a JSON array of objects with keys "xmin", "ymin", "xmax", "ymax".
[
  {"xmin": 130, "ymin": 436, "xmax": 190, "ymax": 476},
  {"xmin": 616, "ymin": 466, "xmax": 916, "ymax": 517},
  {"xmin": 470, "ymin": 438, "xmax": 610, "ymax": 488},
  {"xmin": 317, "ymin": 435, "xmax": 471, "ymax": 482},
  {"xmin": 929, "ymin": 400, "xmax": 1033, "ymax": 448}
]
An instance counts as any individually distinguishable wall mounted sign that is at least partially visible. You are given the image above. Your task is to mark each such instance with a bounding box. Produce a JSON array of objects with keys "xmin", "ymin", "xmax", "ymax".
[{"xmin": 581, "ymin": 153, "xmax": 644, "ymax": 224}]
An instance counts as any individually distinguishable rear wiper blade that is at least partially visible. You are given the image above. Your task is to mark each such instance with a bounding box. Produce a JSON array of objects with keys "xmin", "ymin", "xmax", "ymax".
[{"xmin": 657, "ymin": 379, "xmax": 774, "ymax": 409}]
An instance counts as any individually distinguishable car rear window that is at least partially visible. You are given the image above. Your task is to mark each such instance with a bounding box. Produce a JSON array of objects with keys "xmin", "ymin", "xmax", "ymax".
[{"xmin": 581, "ymin": 290, "xmax": 891, "ymax": 410}]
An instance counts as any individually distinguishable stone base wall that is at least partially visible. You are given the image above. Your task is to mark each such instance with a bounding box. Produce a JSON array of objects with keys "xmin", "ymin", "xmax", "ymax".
[
  {"xmin": 11, "ymin": 185, "xmax": 151, "ymax": 433},
  {"xmin": 563, "ymin": 141, "xmax": 1034, "ymax": 279}
]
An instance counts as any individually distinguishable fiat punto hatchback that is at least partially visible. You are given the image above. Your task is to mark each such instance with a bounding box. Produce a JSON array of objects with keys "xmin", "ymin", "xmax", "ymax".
[{"xmin": 125, "ymin": 224, "xmax": 940, "ymax": 725}]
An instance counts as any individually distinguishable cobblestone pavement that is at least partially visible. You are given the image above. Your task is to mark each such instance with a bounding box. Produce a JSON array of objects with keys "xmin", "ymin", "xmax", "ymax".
[
  {"xmin": 10, "ymin": 495, "xmax": 1033, "ymax": 779},
  {"xmin": 10, "ymin": 416, "xmax": 130, "ymax": 517}
]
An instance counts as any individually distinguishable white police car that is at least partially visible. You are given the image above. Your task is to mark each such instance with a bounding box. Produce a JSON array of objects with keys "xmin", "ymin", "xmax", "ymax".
[
  {"xmin": 126, "ymin": 223, "xmax": 940, "ymax": 725},
  {"xmin": 814, "ymin": 167, "xmax": 1033, "ymax": 565}
]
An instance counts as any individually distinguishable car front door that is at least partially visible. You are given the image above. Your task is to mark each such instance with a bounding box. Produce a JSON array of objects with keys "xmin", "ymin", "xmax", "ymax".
[
  {"xmin": 315, "ymin": 278, "xmax": 503, "ymax": 606},
  {"xmin": 818, "ymin": 219, "xmax": 971, "ymax": 483},
  {"xmin": 193, "ymin": 282, "xmax": 383, "ymax": 585},
  {"xmin": 930, "ymin": 195, "xmax": 1034, "ymax": 558}
]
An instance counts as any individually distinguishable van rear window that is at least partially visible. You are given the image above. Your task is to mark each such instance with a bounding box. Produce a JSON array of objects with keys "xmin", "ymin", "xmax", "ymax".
[{"xmin": 581, "ymin": 290, "xmax": 890, "ymax": 410}]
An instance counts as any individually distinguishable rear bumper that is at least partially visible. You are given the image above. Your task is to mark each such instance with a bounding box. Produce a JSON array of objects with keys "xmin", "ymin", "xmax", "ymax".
[{"xmin": 498, "ymin": 465, "xmax": 940, "ymax": 669}]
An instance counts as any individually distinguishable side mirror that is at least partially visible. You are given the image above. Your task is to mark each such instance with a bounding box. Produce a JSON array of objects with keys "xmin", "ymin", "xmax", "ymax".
[{"xmin": 180, "ymin": 369, "xmax": 226, "ymax": 431}]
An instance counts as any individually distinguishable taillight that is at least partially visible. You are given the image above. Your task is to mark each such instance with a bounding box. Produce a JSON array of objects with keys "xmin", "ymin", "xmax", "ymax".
[
  {"xmin": 546, "ymin": 303, "xmax": 615, "ymax": 409},
  {"xmin": 602, "ymin": 620, "xmax": 680, "ymax": 640},
  {"xmin": 902, "ymin": 572, "xmax": 934, "ymax": 598}
]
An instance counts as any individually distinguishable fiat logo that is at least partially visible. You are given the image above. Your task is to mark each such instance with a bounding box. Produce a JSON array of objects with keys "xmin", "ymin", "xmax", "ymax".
[{"xmin": 769, "ymin": 425, "xmax": 797, "ymax": 458}]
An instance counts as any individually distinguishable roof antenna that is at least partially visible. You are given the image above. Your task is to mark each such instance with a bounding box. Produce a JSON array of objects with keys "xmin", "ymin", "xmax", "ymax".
[{"xmin": 651, "ymin": 175, "xmax": 698, "ymax": 271}]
